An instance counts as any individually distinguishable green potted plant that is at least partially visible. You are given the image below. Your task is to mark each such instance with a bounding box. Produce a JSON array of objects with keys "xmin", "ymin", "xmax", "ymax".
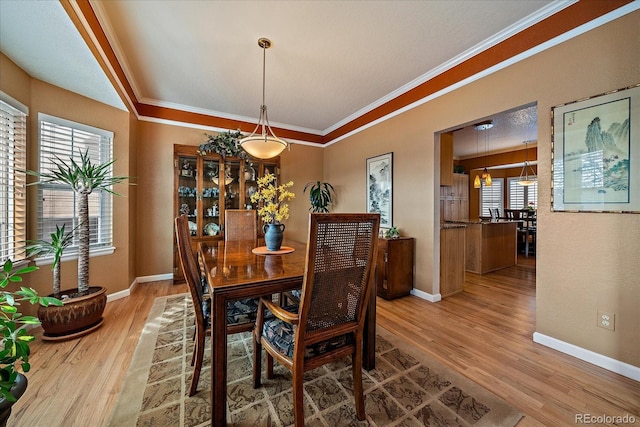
[
  {"xmin": 303, "ymin": 181, "xmax": 335, "ymax": 213},
  {"xmin": 25, "ymin": 224, "xmax": 74, "ymax": 298},
  {"xmin": 0, "ymin": 259, "xmax": 61, "ymax": 425},
  {"xmin": 23, "ymin": 149, "xmax": 130, "ymax": 339}
]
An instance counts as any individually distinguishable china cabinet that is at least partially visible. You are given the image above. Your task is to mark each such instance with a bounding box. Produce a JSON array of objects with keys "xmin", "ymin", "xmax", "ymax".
[{"xmin": 173, "ymin": 144, "xmax": 279, "ymax": 281}]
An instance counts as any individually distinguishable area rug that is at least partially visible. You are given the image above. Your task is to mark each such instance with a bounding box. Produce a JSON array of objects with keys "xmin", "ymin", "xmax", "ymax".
[{"xmin": 108, "ymin": 294, "xmax": 523, "ymax": 427}]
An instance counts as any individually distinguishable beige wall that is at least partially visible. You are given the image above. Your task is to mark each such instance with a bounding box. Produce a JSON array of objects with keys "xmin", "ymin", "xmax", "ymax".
[
  {"xmin": 324, "ymin": 11, "xmax": 640, "ymax": 366},
  {"xmin": 0, "ymin": 53, "xmax": 134, "ymax": 302}
]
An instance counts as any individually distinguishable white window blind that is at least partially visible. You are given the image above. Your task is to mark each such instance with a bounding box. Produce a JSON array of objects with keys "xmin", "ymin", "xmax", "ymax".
[
  {"xmin": 0, "ymin": 96, "xmax": 28, "ymax": 261},
  {"xmin": 37, "ymin": 114, "xmax": 114, "ymax": 254},
  {"xmin": 480, "ymin": 178, "xmax": 503, "ymax": 217},
  {"xmin": 508, "ymin": 178, "xmax": 538, "ymax": 209}
]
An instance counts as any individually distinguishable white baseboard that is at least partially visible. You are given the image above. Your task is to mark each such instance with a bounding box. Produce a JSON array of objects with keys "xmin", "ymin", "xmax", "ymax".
[
  {"xmin": 106, "ymin": 288, "xmax": 130, "ymax": 303},
  {"xmin": 410, "ymin": 288, "xmax": 442, "ymax": 303},
  {"xmin": 136, "ymin": 273, "xmax": 174, "ymax": 283},
  {"xmin": 106, "ymin": 273, "xmax": 173, "ymax": 303},
  {"xmin": 533, "ymin": 332, "xmax": 640, "ymax": 382}
]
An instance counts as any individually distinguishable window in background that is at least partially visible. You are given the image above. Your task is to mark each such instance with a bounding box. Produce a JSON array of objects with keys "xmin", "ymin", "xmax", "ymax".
[
  {"xmin": 0, "ymin": 95, "xmax": 28, "ymax": 261},
  {"xmin": 508, "ymin": 178, "xmax": 538, "ymax": 209},
  {"xmin": 37, "ymin": 113, "xmax": 115, "ymax": 257},
  {"xmin": 479, "ymin": 177, "xmax": 503, "ymax": 217}
]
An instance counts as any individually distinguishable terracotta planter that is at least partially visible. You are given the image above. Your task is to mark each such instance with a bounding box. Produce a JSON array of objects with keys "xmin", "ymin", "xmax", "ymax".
[
  {"xmin": 38, "ymin": 286, "xmax": 107, "ymax": 341},
  {"xmin": 0, "ymin": 373, "xmax": 27, "ymax": 427}
]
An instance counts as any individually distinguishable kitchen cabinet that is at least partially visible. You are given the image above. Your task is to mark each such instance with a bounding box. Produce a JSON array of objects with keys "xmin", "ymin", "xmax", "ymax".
[
  {"xmin": 441, "ymin": 173, "xmax": 469, "ymax": 221},
  {"xmin": 173, "ymin": 144, "xmax": 279, "ymax": 281},
  {"xmin": 440, "ymin": 225, "xmax": 465, "ymax": 297},
  {"xmin": 376, "ymin": 237, "xmax": 414, "ymax": 300}
]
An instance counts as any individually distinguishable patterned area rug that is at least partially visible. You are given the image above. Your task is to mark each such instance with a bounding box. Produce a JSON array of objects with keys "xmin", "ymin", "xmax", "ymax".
[{"xmin": 108, "ymin": 294, "xmax": 523, "ymax": 427}]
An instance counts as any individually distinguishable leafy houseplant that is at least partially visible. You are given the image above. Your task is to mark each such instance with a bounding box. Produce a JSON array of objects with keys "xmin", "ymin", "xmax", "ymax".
[
  {"xmin": 24, "ymin": 149, "xmax": 130, "ymax": 295},
  {"xmin": 303, "ymin": 181, "xmax": 335, "ymax": 213},
  {"xmin": 0, "ymin": 259, "xmax": 61, "ymax": 414},
  {"xmin": 197, "ymin": 130, "xmax": 249, "ymax": 159},
  {"xmin": 23, "ymin": 149, "xmax": 130, "ymax": 338},
  {"xmin": 25, "ymin": 224, "xmax": 74, "ymax": 298},
  {"xmin": 250, "ymin": 173, "xmax": 295, "ymax": 250}
]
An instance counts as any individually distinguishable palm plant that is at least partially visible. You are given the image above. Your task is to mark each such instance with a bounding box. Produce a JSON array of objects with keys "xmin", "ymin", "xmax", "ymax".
[
  {"xmin": 303, "ymin": 181, "xmax": 335, "ymax": 213},
  {"xmin": 25, "ymin": 224, "xmax": 74, "ymax": 297},
  {"xmin": 24, "ymin": 150, "xmax": 130, "ymax": 294}
]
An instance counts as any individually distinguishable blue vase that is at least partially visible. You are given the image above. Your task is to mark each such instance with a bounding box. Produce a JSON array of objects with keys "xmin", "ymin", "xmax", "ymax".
[{"xmin": 263, "ymin": 223, "xmax": 285, "ymax": 251}]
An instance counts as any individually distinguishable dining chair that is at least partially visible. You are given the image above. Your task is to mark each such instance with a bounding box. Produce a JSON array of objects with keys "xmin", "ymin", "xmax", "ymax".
[
  {"xmin": 224, "ymin": 209, "xmax": 257, "ymax": 241},
  {"xmin": 519, "ymin": 209, "xmax": 536, "ymax": 257},
  {"xmin": 489, "ymin": 208, "xmax": 500, "ymax": 220},
  {"xmin": 252, "ymin": 213, "xmax": 380, "ymax": 427},
  {"xmin": 175, "ymin": 215, "xmax": 258, "ymax": 396}
]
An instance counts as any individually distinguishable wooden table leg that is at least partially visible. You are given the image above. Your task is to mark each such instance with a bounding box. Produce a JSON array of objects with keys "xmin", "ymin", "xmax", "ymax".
[
  {"xmin": 211, "ymin": 295, "xmax": 227, "ymax": 426},
  {"xmin": 363, "ymin": 274, "xmax": 376, "ymax": 371}
]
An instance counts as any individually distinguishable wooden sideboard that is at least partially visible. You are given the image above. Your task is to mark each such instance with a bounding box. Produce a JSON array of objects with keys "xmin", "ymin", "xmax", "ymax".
[
  {"xmin": 464, "ymin": 221, "xmax": 517, "ymax": 274},
  {"xmin": 376, "ymin": 237, "xmax": 414, "ymax": 300}
]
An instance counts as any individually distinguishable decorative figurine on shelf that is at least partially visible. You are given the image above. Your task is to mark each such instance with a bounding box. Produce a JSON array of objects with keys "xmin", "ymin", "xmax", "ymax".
[
  {"xmin": 180, "ymin": 203, "xmax": 190, "ymax": 216},
  {"xmin": 181, "ymin": 160, "xmax": 194, "ymax": 177}
]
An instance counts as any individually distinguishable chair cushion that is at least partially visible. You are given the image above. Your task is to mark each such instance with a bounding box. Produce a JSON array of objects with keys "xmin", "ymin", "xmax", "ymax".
[
  {"xmin": 200, "ymin": 298, "xmax": 260, "ymax": 329},
  {"xmin": 262, "ymin": 310, "xmax": 353, "ymax": 359},
  {"xmin": 227, "ymin": 298, "xmax": 260, "ymax": 325}
]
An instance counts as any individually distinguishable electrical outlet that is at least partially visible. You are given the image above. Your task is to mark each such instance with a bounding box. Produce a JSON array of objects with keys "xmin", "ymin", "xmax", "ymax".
[{"xmin": 597, "ymin": 310, "xmax": 615, "ymax": 331}]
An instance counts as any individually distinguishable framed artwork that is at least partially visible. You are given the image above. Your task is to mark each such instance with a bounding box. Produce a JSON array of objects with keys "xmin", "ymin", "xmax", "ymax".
[
  {"xmin": 551, "ymin": 83, "xmax": 640, "ymax": 213},
  {"xmin": 366, "ymin": 152, "xmax": 393, "ymax": 227}
]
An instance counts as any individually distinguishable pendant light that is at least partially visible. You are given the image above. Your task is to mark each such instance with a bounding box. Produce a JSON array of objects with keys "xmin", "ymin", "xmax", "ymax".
[
  {"xmin": 239, "ymin": 38, "xmax": 288, "ymax": 159},
  {"xmin": 517, "ymin": 140, "xmax": 537, "ymax": 186},
  {"xmin": 474, "ymin": 120, "xmax": 493, "ymax": 187}
]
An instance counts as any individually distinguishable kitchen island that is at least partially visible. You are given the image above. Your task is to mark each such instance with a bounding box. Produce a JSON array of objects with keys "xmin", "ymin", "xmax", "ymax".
[{"xmin": 456, "ymin": 220, "xmax": 518, "ymax": 274}]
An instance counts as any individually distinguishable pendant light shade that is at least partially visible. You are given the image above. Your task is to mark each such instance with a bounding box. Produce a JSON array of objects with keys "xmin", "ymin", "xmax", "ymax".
[
  {"xmin": 474, "ymin": 120, "xmax": 493, "ymax": 187},
  {"xmin": 239, "ymin": 38, "xmax": 288, "ymax": 159},
  {"xmin": 517, "ymin": 140, "xmax": 537, "ymax": 186}
]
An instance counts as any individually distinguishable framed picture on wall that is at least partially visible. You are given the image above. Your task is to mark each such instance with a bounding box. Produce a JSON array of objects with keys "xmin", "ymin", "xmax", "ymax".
[
  {"xmin": 366, "ymin": 152, "xmax": 393, "ymax": 227},
  {"xmin": 551, "ymin": 83, "xmax": 640, "ymax": 213}
]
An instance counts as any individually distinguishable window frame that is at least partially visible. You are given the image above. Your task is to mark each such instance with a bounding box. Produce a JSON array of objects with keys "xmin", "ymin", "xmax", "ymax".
[{"xmin": 35, "ymin": 113, "xmax": 115, "ymax": 266}]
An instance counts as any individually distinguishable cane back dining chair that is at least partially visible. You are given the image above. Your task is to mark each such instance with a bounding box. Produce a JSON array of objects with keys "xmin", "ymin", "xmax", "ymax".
[
  {"xmin": 175, "ymin": 215, "xmax": 259, "ymax": 396},
  {"xmin": 252, "ymin": 213, "xmax": 380, "ymax": 426},
  {"xmin": 224, "ymin": 209, "xmax": 257, "ymax": 241}
]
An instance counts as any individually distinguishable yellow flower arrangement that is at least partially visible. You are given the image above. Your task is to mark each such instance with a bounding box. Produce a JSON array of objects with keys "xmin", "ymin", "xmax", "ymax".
[{"xmin": 250, "ymin": 173, "xmax": 295, "ymax": 224}]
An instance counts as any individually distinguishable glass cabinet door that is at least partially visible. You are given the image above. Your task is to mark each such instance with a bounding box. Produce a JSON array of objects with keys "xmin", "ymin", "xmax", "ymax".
[
  {"xmin": 224, "ymin": 160, "xmax": 241, "ymax": 211},
  {"xmin": 201, "ymin": 158, "xmax": 221, "ymax": 237},
  {"xmin": 244, "ymin": 160, "xmax": 258, "ymax": 210},
  {"xmin": 177, "ymin": 155, "xmax": 198, "ymax": 235}
]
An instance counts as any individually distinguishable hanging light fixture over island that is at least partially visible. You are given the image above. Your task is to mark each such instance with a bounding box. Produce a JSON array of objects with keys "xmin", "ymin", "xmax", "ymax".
[
  {"xmin": 239, "ymin": 38, "xmax": 288, "ymax": 159},
  {"xmin": 473, "ymin": 120, "xmax": 493, "ymax": 188}
]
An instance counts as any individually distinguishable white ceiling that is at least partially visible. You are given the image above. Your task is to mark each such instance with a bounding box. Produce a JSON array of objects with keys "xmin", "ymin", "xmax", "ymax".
[{"xmin": 1, "ymin": 0, "xmax": 569, "ymax": 153}]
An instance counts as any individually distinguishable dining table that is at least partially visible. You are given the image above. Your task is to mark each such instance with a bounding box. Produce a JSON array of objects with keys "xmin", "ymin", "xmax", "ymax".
[{"xmin": 199, "ymin": 238, "xmax": 378, "ymax": 426}]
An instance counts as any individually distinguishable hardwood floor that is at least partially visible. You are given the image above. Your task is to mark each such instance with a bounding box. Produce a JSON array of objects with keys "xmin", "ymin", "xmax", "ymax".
[{"xmin": 10, "ymin": 257, "xmax": 640, "ymax": 426}]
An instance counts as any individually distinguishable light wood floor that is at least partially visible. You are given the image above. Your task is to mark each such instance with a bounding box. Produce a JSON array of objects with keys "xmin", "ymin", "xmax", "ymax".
[{"xmin": 11, "ymin": 256, "xmax": 640, "ymax": 426}]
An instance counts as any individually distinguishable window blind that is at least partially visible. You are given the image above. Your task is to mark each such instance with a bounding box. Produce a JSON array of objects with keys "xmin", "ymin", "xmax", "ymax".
[
  {"xmin": 480, "ymin": 178, "xmax": 503, "ymax": 217},
  {"xmin": 0, "ymin": 97, "xmax": 28, "ymax": 261},
  {"xmin": 508, "ymin": 177, "xmax": 538, "ymax": 209},
  {"xmin": 37, "ymin": 114, "xmax": 114, "ymax": 253}
]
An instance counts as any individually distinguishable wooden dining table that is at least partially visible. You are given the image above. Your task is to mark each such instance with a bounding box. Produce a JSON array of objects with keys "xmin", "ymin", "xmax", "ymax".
[{"xmin": 199, "ymin": 238, "xmax": 377, "ymax": 426}]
